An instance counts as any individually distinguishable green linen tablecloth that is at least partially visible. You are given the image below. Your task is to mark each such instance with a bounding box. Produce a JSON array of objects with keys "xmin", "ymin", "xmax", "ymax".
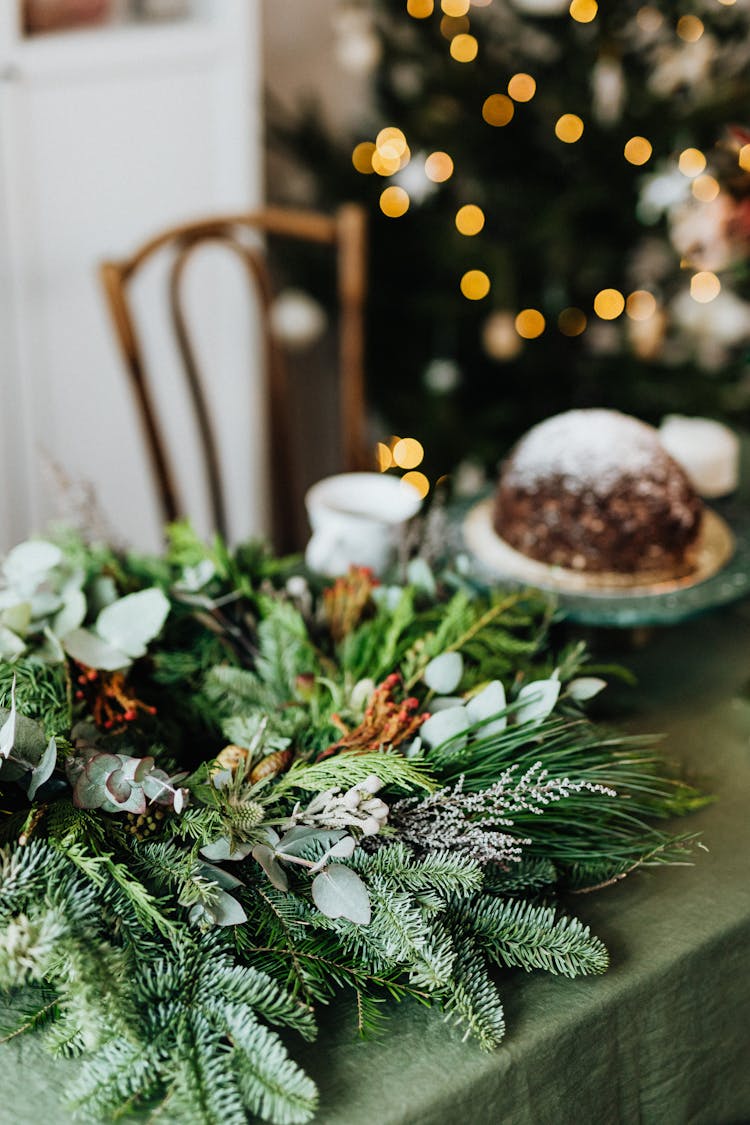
[{"xmin": 3, "ymin": 603, "xmax": 750, "ymax": 1124}]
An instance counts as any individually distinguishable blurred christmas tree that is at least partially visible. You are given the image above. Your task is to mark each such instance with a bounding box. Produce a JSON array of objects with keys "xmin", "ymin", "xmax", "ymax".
[{"xmin": 268, "ymin": 0, "xmax": 750, "ymax": 485}]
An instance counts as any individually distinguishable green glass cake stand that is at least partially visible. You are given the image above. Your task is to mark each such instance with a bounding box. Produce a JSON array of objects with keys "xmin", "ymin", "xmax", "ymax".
[{"xmin": 460, "ymin": 495, "xmax": 750, "ymax": 627}]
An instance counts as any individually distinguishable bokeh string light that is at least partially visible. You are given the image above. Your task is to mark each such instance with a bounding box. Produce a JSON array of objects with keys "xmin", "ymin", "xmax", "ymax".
[
  {"xmin": 507, "ymin": 73, "xmax": 536, "ymax": 102},
  {"xmin": 380, "ymin": 185, "xmax": 411, "ymax": 217},
  {"xmin": 678, "ymin": 147, "xmax": 706, "ymax": 177},
  {"xmin": 690, "ymin": 271, "xmax": 721, "ymax": 303},
  {"xmin": 624, "ymin": 136, "xmax": 652, "ymax": 166},
  {"xmin": 482, "ymin": 94, "xmax": 515, "ymax": 126},
  {"xmin": 593, "ymin": 288, "xmax": 625, "ymax": 320},
  {"xmin": 450, "ymin": 33, "xmax": 479, "ymax": 61},
  {"xmin": 569, "ymin": 0, "xmax": 598, "ymax": 23},
  {"xmin": 406, "ymin": 0, "xmax": 434, "ymax": 16},
  {"xmin": 455, "ymin": 204, "xmax": 485, "ymax": 235},
  {"xmin": 676, "ymin": 14, "xmax": 704, "ymax": 42},
  {"xmin": 379, "ymin": 4, "xmax": 733, "ymax": 371},
  {"xmin": 555, "ymin": 114, "xmax": 584, "ymax": 143},
  {"xmin": 461, "ymin": 270, "xmax": 491, "ymax": 299},
  {"xmin": 424, "ymin": 151, "xmax": 455, "ymax": 181}
]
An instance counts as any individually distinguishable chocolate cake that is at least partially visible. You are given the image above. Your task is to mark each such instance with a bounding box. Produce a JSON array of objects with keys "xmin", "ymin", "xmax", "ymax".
[{"xmin": 493, "ymin": 409, "xmax": 703, "ymax": 576}]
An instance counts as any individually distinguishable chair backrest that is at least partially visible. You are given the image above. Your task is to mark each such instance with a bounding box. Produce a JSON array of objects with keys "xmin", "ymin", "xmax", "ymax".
[{"xmin": 99, "ymin": 204, "xmax": 369, "ymax": 553}]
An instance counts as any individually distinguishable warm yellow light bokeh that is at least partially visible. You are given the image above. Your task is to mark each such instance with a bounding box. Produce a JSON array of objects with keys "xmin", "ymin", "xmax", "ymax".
[
  {"xmin": 402, "ymin": 471, "xmax": 430, "ymax": 499},
  {"xmin": 376, "ymin": 127, "xmax": 408, "ymax": 159},
  {"xmin": 692, "ymin": 174, "xmax": 720, "ymax": 202},
  {"xmin": 455, "ymin": 204, "xmax": 485, "ymax": 235},
  {"xmin": 690, "ymin": 271, "xmax": 721, "ymax": 303},
  {"xmin": 594, "ymin": 288, "xmax": 625, "ymax": 319},
  {"xmin": 676, "ymin": 14, "xmax": 704, "ymax": 42},
  {"xmin": 450, "ymin": 33, "xmax": 478, "ymax": 62},
  {"xmin": 507, "ymin": 73, "xmax": 536, "ymax": 102},
  {"xmin": 678, "ymin": 148, "xmax": 706, "ymax": 178},
  {"xmin": 482, "ymin": 94, "xmax": 515, "ymax": 127},
  {"xmin": 380, "ymin": 186, "xmax": 410, "ymax": 218},
  {"xmin": 569, "ymin": 0, "xmax": 598, "ymax": 23},
  {"xmin": 371, "ymin": 149, "xmax": 401, "ymax": 176},
  {"xmin": 376, "ymin": 442, "xmax": 393, "ymax": 471},
  {"xmin": 441, "ymin": 0, "xmax": 470, "ymax": 15},
  {"xmin": 460, "ymin": 270, "xmax": 491, "ymax": 300},
  {"xmin": 555, "ymin": 114, "xmax": 584, "ymax": 143},
  {"xmin": 352, "ymin": 142, "xmax": 376, "ymax": 174},
  {"xmin": 425, "ymin": 151, "xmax": 455, "ymax": 182},
  {"xmin": 624, "ymin": 136, "xmax": 652, "ymax": 166},
  {"xmin": 407, "ymin": 0, "xmax": 434, "ymax": 17},
  {"xmin": 440, "ymin": 13, "xmax": 469, "ymax": 36},
  {"xmin": 626, "ymin": 290, "xmax": 657, "ymax": 321},
  {"xmin": 739, "ymin": 144, "xmax": 750, "ymax": 172},
  {"xmin": 393, "ymin": 437, "xmax": 425, "ymax": 469},
  {"xmin": 558, "ymin": 307, "xmax": 587, "ymax": 336},
  {"xmin": 515, "ymin": 309, "xmax": 546, "ymax": 338}
]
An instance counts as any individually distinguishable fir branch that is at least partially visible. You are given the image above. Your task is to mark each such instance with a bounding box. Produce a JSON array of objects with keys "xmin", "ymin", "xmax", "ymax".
[
  {"xmin": 442, "ymin": 938, "xmax": 506, "ymax": 1051},
  {"xmin": 459, "ymin": 896, "xmax": 609, "ymax": 978},
  {"xmin": 275, "ymin": 751, "xmax": 434, "ymax": 798}
]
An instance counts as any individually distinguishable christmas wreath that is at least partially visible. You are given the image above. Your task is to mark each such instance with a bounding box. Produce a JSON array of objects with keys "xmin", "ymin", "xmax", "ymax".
[{"xmin": 0, "ymin": 525, "xmax": 705, "ymax": 1124}]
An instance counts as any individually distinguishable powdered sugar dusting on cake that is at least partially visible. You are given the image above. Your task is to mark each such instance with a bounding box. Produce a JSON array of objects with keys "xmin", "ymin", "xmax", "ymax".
[{"xmin": 503, "ymin": 409, "xmax": 671, "ymax": 495}]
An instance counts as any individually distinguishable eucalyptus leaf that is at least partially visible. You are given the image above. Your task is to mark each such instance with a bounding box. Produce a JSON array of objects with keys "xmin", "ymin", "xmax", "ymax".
[
  {"xmin": 252, "ymin": 843, "xmax": 289, "ymax": 891},
  {"xmin": 27, "ymin": 737, "xmax": 57, "ymax": 800},
  {"xmin": 1, "ymin": 602, "xmax": 31, "ymax": 636},
  {"xmin": 52, "ymin": 589, "xmax": 87, "ymax": 638},
  {"xmin": 96, "ymin": 587, "xmax": 170, "ymax": 660},
  {"xmin": 568, "ymin": 677, "xmax": 607, "ymax": 702},
  {"xmin": 74, "ymin": 773, "xmax": 107, "ymax": 809},
  {"xmin": 0, "ymin": 625, "xmax": 26, "ymax": 662},
  {"xmin": 105, "ymin": 769, "xmax": 133, "ymax": 805},
  {"xmin": 0, "ymin": 677, "xmax": 17, "ymax": 759},
  {"xmin": 141, "ymin": 771, "xmax": 172, "ymax": 803},
  {"xmin": 3, "ymin": 540, "xmax": 62, "ymax": 582},
  {"xmin": 516, "ymin": 679, "xmax": 561, "ymax": 726},
  {"xmin": 277, "ymin": 827, "xmax": 345, "ymax": 858},
  {"xmin": 38, "ymin": 627, "xmax": 65, "ymax": 664},
  {"xmin": 420, "ymin": 706, "xmax": 470, "ymax": 751},
  {"xmin": 311, "ymin": 864, "xmax": 371, "ymax": 925},
  {"xmin": 406, "ymin": 557, "xmax": 437, "ymax": 595},
  {"xmin": 210, "ymin": 889, "xmax": 248, "ymax": 927},
  {"xmin": 63, "ymin": 628, "xmax": 130, "ymax": 671},
  {"xmin": 196, "ymin": 861, "xmax": 245, "ymax": 892},
  {"xmin": 423, "ymin": 651, "xmax": 464, "ymax": 695},
  {"xmin": 429, "ymin": 696, "xmax": 465, "ymax": 713},
  {"xmin": 83, "ymin": 754, "xmax": 122, "ymax": 785},
  {"xmin": 0, "ymin": 705, "xmax": 47, "ymax": 770},
  {"xmin": 88, "ymin": 575, "xmax": 118, "ymax": 614},
  {"xmin": 466, "ymin": 680, "xmax": 508, "ymax": 736},
  {"xmin": 200, "ymin": 837, "xmax": 254, "ymax": 863}
]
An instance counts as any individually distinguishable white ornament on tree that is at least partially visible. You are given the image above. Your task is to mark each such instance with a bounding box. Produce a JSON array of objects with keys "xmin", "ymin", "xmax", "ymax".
[
  {"xmin": 333, "ymin": 6, "xmax": 382, "ymax": 76},
  {"xmin": 592, "ymin": 56, "xmax": 626, "ymax": 126},
  {"xmin": 423, "ymin": 358, "xmax": 462, "ymax": 394},
  {"xmin": 270, "ymin": 290, "xmax": 328, "ymax": 351}
]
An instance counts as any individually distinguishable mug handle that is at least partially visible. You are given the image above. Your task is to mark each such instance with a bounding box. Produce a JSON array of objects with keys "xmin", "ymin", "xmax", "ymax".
[{"xmin": 305, "ymin": 528, "xmax": 346, "ymax": 576}]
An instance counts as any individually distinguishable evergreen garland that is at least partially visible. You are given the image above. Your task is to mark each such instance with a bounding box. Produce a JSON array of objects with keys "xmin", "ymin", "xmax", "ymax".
[{"xmin": 0, "ymin": 529, "xmax": 708, "ymax": 1122}]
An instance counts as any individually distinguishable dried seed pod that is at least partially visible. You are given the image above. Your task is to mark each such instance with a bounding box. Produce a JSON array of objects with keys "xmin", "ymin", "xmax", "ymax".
[
  {"xmin": 249, "ymin": 748, "xmax": 294, "ymax": 785},
  {"xmin": 216, "ymin": 744, "xmax": 249, "ymax": 774}
]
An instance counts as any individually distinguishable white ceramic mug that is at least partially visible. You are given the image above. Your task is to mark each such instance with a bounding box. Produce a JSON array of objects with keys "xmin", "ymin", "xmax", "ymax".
[{"xmin": 304, "ymin": 472, "xmax": 423, "ymax": 577}]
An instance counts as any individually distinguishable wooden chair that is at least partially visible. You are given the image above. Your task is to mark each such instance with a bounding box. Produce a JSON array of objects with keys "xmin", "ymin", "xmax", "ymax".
[{"xmin": 99, "ymin": 204, "xmax": 369, "ymax": 553}]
